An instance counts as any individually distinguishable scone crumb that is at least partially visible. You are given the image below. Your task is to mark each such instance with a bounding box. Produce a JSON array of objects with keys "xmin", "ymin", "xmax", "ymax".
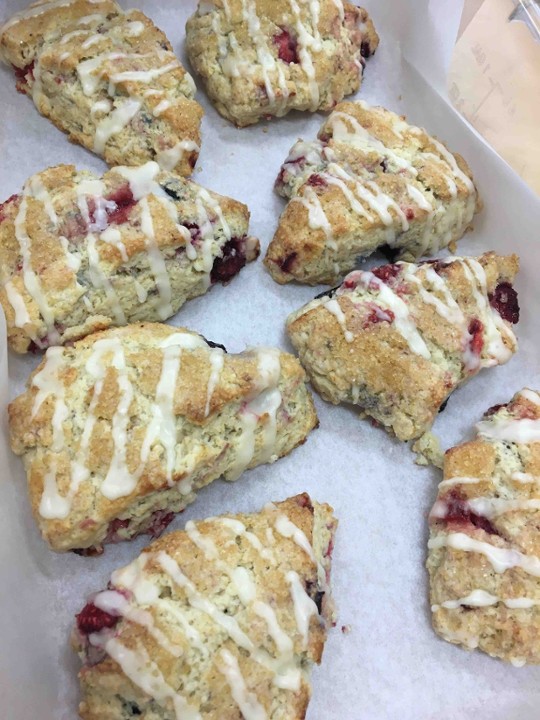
[{"xmin": 412, "ymin": 432, "xmax": 444, "ymax": 468}]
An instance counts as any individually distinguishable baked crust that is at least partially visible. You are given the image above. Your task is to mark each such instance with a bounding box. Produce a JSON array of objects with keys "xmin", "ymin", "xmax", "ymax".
[
  {"xmin": 0, "ymin": 0, "xmax": 203, "ymax": 174},
  {"xmin": 8, "ymin": 323, "xmax": 318, "ymax": 553},
  {"xmin": 72, "ymin": 494, "xmax": 337, "ymax": 719},
  {"xmin": 0, "ymin": 162, "xmax": 259, "ymax": 353},
  {"xmin": 185, "ymin": 0, "xmax": 378, "ymax": 127},
  {"xmin": 427, "ymin": 389, "xmax": 540, "ymax": 665},
  {"xmin": 265, "ymin": 101, "xmax": 481, "ymax": 285},
  {"xmin": 286, "ymin": 252, "xmax": 519, "ymax": 441}
]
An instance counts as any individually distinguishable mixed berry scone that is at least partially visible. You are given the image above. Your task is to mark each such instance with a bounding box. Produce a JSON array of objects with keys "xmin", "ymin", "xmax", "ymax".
[
  {"xmin": 0, "ymin": 0, "xmax": 203, "ymax": 175},
  {"xmin": 72, "ymin": 493, "xmax": 337, "ymax": 719},
  {"xmin": 265, "ymin": 101, "xmax": 481, "ymax": 285},
  {"xmin": 286, "ymin": 252, "xmax": 519, "ymax": 441},
  {"xmin": 0, "ymin": 162, "xmax": 259, "ymax": 354},
  {"xmin": 428, "ymin": 389, "xmax": 540, "ymax": 665},
  {"xmin": 185, "ymin": 0, "xmax": 378, "ymax": 127},
  {"xmin": 8, "ymin": 323, "xmax": 318, "ymax": 554}
]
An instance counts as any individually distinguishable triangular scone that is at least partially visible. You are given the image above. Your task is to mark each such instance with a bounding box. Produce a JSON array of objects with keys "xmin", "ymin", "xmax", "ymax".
[
  {"xmin": 428, "ymin": 389, "xmax": 540, "ymax": 665},
  {"xmin": 287, "ymin": 252, "xmax": 519, "ymax": 441},
  {"xmin": 0, "ymin": 163, "xmax": 259, "ymax": 353},
  {"xmin": 265, "ymin": 101, "xmax": 481, "ymax": 285},
  {"xmin": 186, "ymin": 1, "xmax": 378, "ymax": 127},
  {"xmin": 8, "ymin": 324, "xmax": 318, "ymax": 553},
  {"xmin": 73, "ymin": 494, "xmax": 337, "ymax": 719},
  {"xmin": 0, "ymin": 0, "xmax": 203, "ymax": 175}
]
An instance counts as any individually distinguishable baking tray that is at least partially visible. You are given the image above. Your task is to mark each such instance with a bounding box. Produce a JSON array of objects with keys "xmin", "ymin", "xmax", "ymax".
[{"xmin": 1, "ymin": 1, "xmax": 540, "ymax": 718}]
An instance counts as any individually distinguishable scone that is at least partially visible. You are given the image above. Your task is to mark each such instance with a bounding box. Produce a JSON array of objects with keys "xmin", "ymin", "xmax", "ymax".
[
  {"xmin": 185, "ymin": 0, "xmax": 378, "ymax": 127},
  {"xmin": 0, "ymin": 162, "xmax": 259, "ymax": 354},
  {"xmin": 265, "ymin": 101, "xmax": 481, "ymax": 285},
  {"xmin": 286, "ymin": 252, "xmax": 519, "ymax": 441},
  {"xmin": 72, "ymin": 493, "xmax": 337, "ymax": 719},
  {"xmin": 8, "ymin": 323, "xmax": 318, "ymax": 553},
  {"xmin": 428, "ymin": 389, "xmax": 540, "ymax": 665},
  {"xmin": 0, "ymin": 0, "xmax": 203, "ymax": 175}
]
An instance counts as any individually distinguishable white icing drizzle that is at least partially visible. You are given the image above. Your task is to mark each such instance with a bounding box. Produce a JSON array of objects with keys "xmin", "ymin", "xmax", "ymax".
[
  {"xmin": 428, "ymin": 532, "xmax": 540, "ymax": 577},
  {"xmin": 205, "ymin": 348, "xmax": 224, "ymax": 417},
  {"xmin": 432, "ymin": 589, "xmax": 540, "ymax": 611},
  {"xmin": 476, "ymin": 417, "xmax": 540, "ymax": 444},
  {"xmin": 519, "ymin": 389, "xmax": 540, "ymax": 405},
  {"xmin": 97, "ymin": 639, "xmax": 201, "ymax": 720},
  {"xmin": 406, "ymin": 184, "xmax": 434, "ymax": 253},
  {"xmin": 432, "ymin": 496, "xmax": 540, "ymax": 520},
  {"xmin": 274, "ymin": 515, "xmax": 316, "ymax": 563},
  {"xmin": 87, "ymin": 233, "xmax": 126, "ymax": 324},
  {"xmin": 353, "ymin": 270, "xmax": 431, "ymax": 359},
  {"xmin": 219, "ymin": 649, "xmax": 267, "ymax": 720},
  {"xmin": 81, "ymin": 33, "xmax": 103, "ymax": 49},
  {"xmin": 431, "ymin": 138, "xmax": 475, "ymax": 193},
  {"xmin": 286, "ymin": 571, "xmax": 318, "ymax": 649},
  {"xmin": 438, "ymin": 476, "xmax": 485, "ymax": 488},
  {"xmin": 291, "ymin": 187, "xmax": 335, "ymax": 250},
  {"xmin": 218, "ymin": 519, "xmax": 276, "ymax": 563},
  {"xmin": 1, "ymin": 0, "xmax": 102, "ymax": 32},
  {"xmin": 4, "ymin": 281, "xmax": 30, "ymax": 327},
  {"xmin": 324, "ymin": 298, "xmax": 353, "ymax": 342},
  {"xmin": 290, "ymin": 0, "xmax": 321, "ymax": 110},
  {"xmin": 94, "ymin": 98, "xmax": 142, "ymax": 154},
  {"xmin": 110, "ymin": 61, "xmax": 179, "ymax": 85},
  {"xmin": 11, "ymin": 184, "xmax": 60, "ymax": 342},
  {"xmin": 156, "ymin": 140, "xmax": 200, "ymax": 172},
  {"xmin": 139, "ymin": 333, "xmax": 207, "ymax": 483},
  {"xmin": 139, "ymin": 197, "xmax": 173, "ymax": 319},
  {"xmin": 88, "ymin": 338, "xmax": 135, "ymax": 500},
  {"xmin": 100, "ymin": 226, "xmax": 128, "ymax": 261},
  {"xmin": 512, "ymin": 472, "xmax": 540, "ymax": 484},
  {"xmin": 227, "ymin": 350, "xmax": 282, "ymax": 480},
  {"xmin": 126, "ymin": 20, "xmax": 145, "ymax": 37},
  {"xmin": 459, "ymin": 258, "xmax": 515, "ymax": 365}
]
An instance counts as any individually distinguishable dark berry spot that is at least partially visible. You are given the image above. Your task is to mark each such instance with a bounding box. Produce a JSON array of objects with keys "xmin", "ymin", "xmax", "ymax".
[
  {"xmin": 371, "ymin": 263, "xmax": 400, "ymax": 283},
  {"xmin": 103, "ymin": 185, "xmax": 136, "ymax": 225},
  {"xmin": 182, "ymin": 222, "xmax": 201, "ymax": 243},
  {"xmin": 360, "ymin": 40, "xmax": 374, "ymax": 58},
  {"xmin": 405, "ymin": 208, "xmax": 415, "ymax": 221},
  {"xmin": 0, "ymin": 193, "xmax": 20, "ymax": 224},
  {"xmin": 146, "ymin": 509, "xmax": 175, "ymax": 539},
  {"xmin": 364, "ymin": 306, "xmax": 395, "ymax": 326},
  {"xmin": 13, "ymin": 61, "xmax": 34, "ymax": 92},
  {"xmin": 204, "ymin": 339, "xmax": 227, "ymax": 353},
  {"xmin": 294, "ymin": 493, "xmax": 313, "ymax": 510},
  {"xmin": 122, "ymin": 701, "xmax": 142, "ymax": 716},
  {"xmin": 277, "ymin": 251, "xmax": 298, "ymax": 275},
  {"xmin": 306, "ymin": 174, "xmax": 327, "ymax": 188},
  {"xmin": 162, "ymin": 184, "xmax": 183, "ymax": 201},
  {"xmin": 468, "ymin": 318, "xmax": 484, "ymax": 356},
  {"xmin": 379, "ymin": 244, "xmax": 399, "ymax": 263},
  {"xmin": 76, "ymin": 602, "xmax": 119, "ymax": 635},
  {"xmin": 489, "ymin": 282, "xmax": 519, "ymax": 324},
  {"xmin": 380, "ymin": 159, "xmax": 388, "ymax": 173},
  {"xmin": 104, "ymin": 517, "xmax": 131, "ymax": 544},
  {"xmin": 73, "ymin": 545, "xmax": 104, "ymax": 557},
  {"xmin": 315, "ymin": 286, "xmax": 339, "ymax": 300},
  {"xmin": 436, "ymin": 489, "xmax": 499, "ymax": 536},
  {"xmin": 484, "ymin": 403, "xmax": 506, "ymax": 417},
  {"xmin": 211, "ymin": 237, "xmax": 248, "ymax": 284},
  {"xmin": 305, "ymin": 580, "xmax": 324, "ymax": 614},
  {"xmin": 438, "ymin": 397, "xmax": 449, "ymax": 413},
  {"xmin": 273, "ymin": 28, "xmax": 299, "ymax": 64}
]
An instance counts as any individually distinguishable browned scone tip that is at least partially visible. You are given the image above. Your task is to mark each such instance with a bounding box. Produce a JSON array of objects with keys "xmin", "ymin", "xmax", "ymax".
[
  {"xmin": 72, "ymin": 494, "xmax": 337, "ymax": 719},
  {"xmin": 265, "ymin": 100, "xmax": 481, "ymax": 286},
  {"xmin": 0, "ymin": 162, "xmax": 259, "ymax": 354},
  {"xmin": 428, "ymin": 388, "xmax": 540, "ymax": 666},
  {"xmin": 0, "ymin": 0, "xmax": 203, "ymax": 174},
  {"xmin": 186, "ymin": 0, "xmax": 378, "ymax": 127},
  {"xmin": 8, "ymin": 323, "xmax": 318, "ymax": 554},
  {"xmin": 286, "ymin": 252, "xmax": 519, "ymax": 441}
]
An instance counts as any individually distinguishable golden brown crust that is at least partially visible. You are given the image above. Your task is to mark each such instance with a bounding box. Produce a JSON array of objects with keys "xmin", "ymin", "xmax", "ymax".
[
  {"xmin": 9, "ymin": 323, "xmax": 318, "ymax": 552},
  {"xmin": 287, "ymin": 252, "xmax": 519, "ymax": 441},
  {"xmin": 266, "ymin": 101, "xmax": 481, "ymax": 285},
  {"xmin": 73, "ymin": 494, "xmax": 337, "ymax": 719},
  {"xmin": 185, "ymin": 1, "xmax": 379, "ymax": 127},
  {"xmin": 0, "ymin": 163, "xmax": 258, "ymax": 353},
  {"xmin": 428, "ymin": 389, "xmax": 540, "ymax": 665},
  {"xmin": 0, "ymin": 1, "xmax": 203, "ymax": 174}
]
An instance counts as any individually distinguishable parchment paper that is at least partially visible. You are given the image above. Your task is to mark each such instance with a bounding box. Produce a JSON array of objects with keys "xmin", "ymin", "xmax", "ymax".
[{"xmin": 1, "ymin": 1, "xmax": 540, "ymax": 719}]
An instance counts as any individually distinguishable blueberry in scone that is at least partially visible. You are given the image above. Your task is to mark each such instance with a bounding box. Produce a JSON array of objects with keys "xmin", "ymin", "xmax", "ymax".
[
  {"xmin": 186, "ymin": 0, "xmax": 378, "ymax": 127},
  {"xmin": 286, "ymin": 252, "xmax": 519, "ymax": 441},
  {"xmin": 0, "ymin": 0, "xmax": 203, "ymax": 174},
  {"xmin": 428, "ymin": 389, "xmax": 540, "ymax": 665},
  {"xmin": 265, "ymin": 101, "xmax": 481, "ymax": 285},
  {"xmin": 8, "ymin": 323, "xmax": 318, "ymax": 553},
  {"xmin": 0, "ymin": 162, "xmax": 259, "ymax": 353},
  {"xmin": 72, "ymin": 493, "xmax": 337, "ymax": 719}
]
